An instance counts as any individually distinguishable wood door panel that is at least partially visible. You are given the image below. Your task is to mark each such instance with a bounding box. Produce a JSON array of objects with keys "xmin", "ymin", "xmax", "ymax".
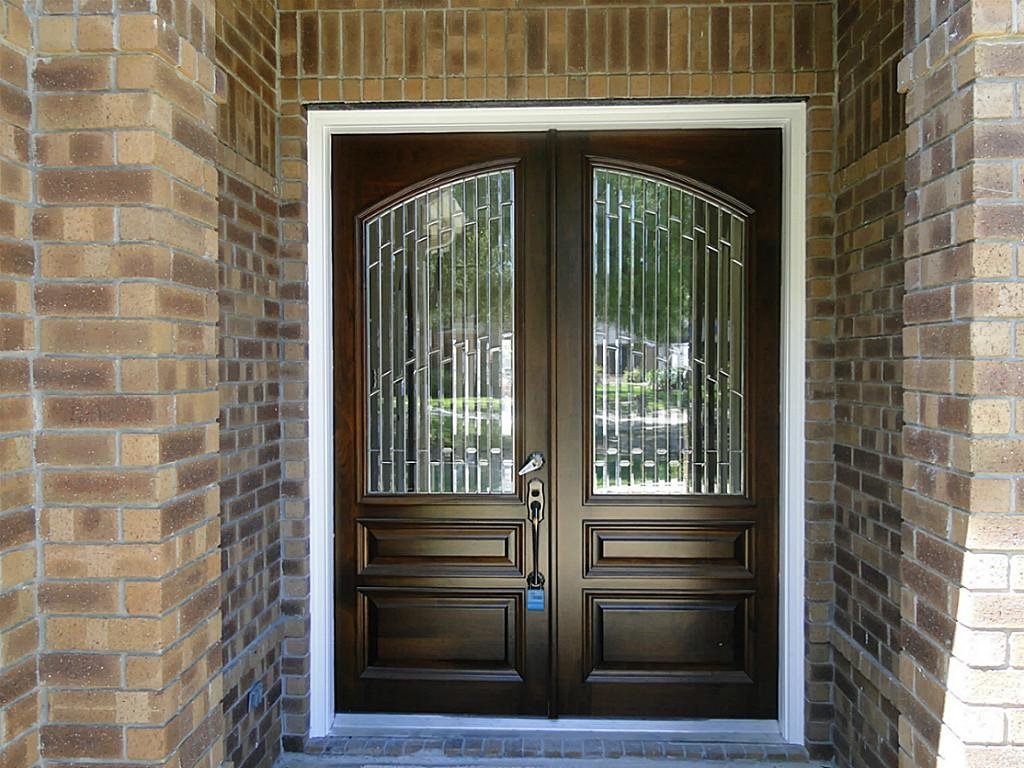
[
  {"xmin": 358, "ymin": 519, "xmax": 525, "ymax": 577},
  {"xmin": 584, "ymin": 592, "xmax": 753, "ymax": 683},
  {"xmin": 333, "ymin": 132, "xmax": 551, "ymax": 715},
  {"xmin": 584, "ymin": 521, "xmax": 754, "ymax": 579},
  {"xmin": 359, "ymin": 589, "xmax": 523, "ymax": 681},
  {"xmin": 554, "ymin": 130, "xmax": 781, "ymax": 718}
]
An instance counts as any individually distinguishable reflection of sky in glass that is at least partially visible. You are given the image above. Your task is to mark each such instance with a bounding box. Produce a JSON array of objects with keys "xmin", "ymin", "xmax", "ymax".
[
  {"xmin": 364, "ymin": 169, "xmax": 515, "ymax": 495},
  {"xmin": 592, "ymin": 168, "xmax": 746, "ymax": 496}
]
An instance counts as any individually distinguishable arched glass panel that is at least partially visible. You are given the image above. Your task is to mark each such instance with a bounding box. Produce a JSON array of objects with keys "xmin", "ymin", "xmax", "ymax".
[
  {"xmin": 364, "ymin": 168, "xmax": 516, "ymax": 495},
  {"xmin": 592, "ymin": 167, "xmax": 746, "ymax": 496}
]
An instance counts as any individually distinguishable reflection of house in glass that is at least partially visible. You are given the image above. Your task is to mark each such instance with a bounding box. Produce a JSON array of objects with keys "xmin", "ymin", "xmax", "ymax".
[
  {"xmin": 594, "ymin": 323, "xmax": 693, "ymax": 493},
  {"xmin": 597, "ymin": 324, "xmax": 693, "ymax": 381}
]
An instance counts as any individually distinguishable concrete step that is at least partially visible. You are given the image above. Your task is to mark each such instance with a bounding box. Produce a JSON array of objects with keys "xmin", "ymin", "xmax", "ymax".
[{"xmin": 274, "ymin": 732, "xmax": 827, "ymax": 768}]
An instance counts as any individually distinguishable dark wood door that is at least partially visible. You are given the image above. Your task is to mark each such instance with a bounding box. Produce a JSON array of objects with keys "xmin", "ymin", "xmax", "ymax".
[
  {"xmin": 333, "ymin": 129, "xmax": 782, "ymax": 718},
  {"xmin": 332, "ymin": 132, "xmax": 552, "ymax": 714},
  {"xmin": 552, "ymin": 131, "xmax": 782, "ymax": 718}
]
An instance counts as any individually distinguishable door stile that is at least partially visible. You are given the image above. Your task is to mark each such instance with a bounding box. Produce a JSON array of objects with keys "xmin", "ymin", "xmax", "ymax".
[
  {"xmin": 545, "ymin": 129, "xmax": 560, "ymax": 718},
  {"xmin": 551, "ymin": 132, "xmax": 588, "ymax": 714}
]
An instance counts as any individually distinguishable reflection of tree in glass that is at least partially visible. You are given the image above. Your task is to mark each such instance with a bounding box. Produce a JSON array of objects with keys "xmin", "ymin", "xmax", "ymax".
[
  {"xmin": 365, "ymin": 169, "xmax": 517, "ymax": 495},
  {"xmin": 593, "ymin": 170, "xmax": 692, "ymax": 346},
  {"xmin": 592, "ymin": 169, "xmax": 707, "ymax": 493},
  {"xmin": 402, "ymin": 171, "xmax": 515, "ymax": 494},
  {"xmin": 592, "ymin": 170, "xmax": 695, "ymax": 424},
  {"xmin": 591, "ymin": 166, "xmax": 747, "ymax": 495},
  {"xmin": 424, "ymin": 175, "xmax": 514, "ymax": 403}
]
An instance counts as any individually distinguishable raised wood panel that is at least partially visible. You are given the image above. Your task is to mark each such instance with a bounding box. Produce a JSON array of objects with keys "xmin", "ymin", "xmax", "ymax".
[
  {"xmin": 358, "ymin": 519, "xmax": 524, "ymax": 577},
  {"xmin": 358, "ymin": 589, "xmax": 523, "ymax": 682},
  {"xmin": 583, "ymin": 591, "xmax": 754, "ymax": 684},
  {"xmin": 584, "ymin": 521, "xmax": 754, "ymax": 578}
]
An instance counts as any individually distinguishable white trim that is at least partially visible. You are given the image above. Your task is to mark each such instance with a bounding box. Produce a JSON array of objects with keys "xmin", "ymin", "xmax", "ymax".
[
  {"xmin": 306, "ymin": 102, "xmax": 807, "ymax": 744},
  {"xmin": 307, "ymin": 115, "xmax": 336, "ymax": 738},
  {"xmin": 778, "ymin": 104, "xmax": 808, "ymax": 746}
]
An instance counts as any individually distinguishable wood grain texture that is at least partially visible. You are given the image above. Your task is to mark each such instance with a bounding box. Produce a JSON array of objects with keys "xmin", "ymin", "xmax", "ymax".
[{"xmin": 332, "ymin": 129, "xmax": 782, "ymax": 719}]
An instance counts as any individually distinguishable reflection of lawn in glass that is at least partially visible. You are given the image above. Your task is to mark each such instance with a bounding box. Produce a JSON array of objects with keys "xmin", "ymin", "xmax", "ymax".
[
  {"xmin": 428, "ymin": 397, "xmax": 502, "ymax": 411},
  {"xmin": 428, "ymin": 400, "xmax": 505, "ymax": 452},
  {"xmin": 593, "ymin": 381, "xmax": 689, "ymax": 414}
]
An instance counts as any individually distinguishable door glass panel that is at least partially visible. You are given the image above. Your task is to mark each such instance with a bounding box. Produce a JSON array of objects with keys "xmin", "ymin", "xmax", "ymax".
[
  {"xmin": 364, "ymin": 168, "xmax": 516, "ymax": 495},
  {"xmin": 592, "ymin": 167, "xmax": 746, "ymax": 496}
]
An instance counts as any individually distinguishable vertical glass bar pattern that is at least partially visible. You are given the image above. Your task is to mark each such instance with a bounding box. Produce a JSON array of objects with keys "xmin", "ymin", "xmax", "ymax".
[
  {"xmin": 592, "ymin": 167, "xmax": 746, "ymax": 496},
  {"xmin": 365, "ymin": 169, "xmax": 516, "ymax": 494}
]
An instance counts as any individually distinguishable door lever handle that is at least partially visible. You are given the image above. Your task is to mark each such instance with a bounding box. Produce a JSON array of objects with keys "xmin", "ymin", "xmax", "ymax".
[
  {"xmin": 520, "ymin": 450, "xmax": 544, "ymax": 475},
  {"xmin": 518, "ymin": 451, "xmax": 545, "ymax": 476}
]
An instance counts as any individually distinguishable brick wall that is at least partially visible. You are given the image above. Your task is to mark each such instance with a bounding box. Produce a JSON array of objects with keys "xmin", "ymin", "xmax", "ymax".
[
  {"xmin": 276, "ymin": 3, "xmax": 838, "ymax": 758},
  {"xmin": 29, "ymin": 2, "xmax": 226, "ymax": 765},
  {"xmin": 831, "ymin": 1, "xmax": 906, "ymax": 766},
  {"xmin": 215, "ymin": 2, "xmax": 284, "ymax": 767},
  {"xmin": 900, "ymin": 0, "xmax": 1024, "ymax": 765},
  {"xmin": 14, "ymin": 4, "xmax": 1024, "ymax": 766},
  {"xmin": 0, "ymin": 2, "xmax": 37, "ymax": 767}
]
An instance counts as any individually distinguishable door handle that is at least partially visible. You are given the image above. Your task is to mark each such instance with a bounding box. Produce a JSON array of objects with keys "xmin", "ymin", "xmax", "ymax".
[
  {"xmin": 526, "ymin": 477, "xmax": 545, "ymax": 589},
  {"xmin": 518, "ymin": 451, "xmax": 545, "ymax": 476}
]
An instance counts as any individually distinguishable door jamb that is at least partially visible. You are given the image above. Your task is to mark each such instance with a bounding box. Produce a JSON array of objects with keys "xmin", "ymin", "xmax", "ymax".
[{"xmin": 306, "ymin": 102, "xmax": 808, "ymax": 744}]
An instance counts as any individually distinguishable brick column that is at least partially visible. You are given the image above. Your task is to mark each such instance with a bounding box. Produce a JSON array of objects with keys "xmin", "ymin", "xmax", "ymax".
[
  {"xmin": 0, "ymin": 2, "xmax": 37, "ymax": 767},
  {"xmin": 33, "ymin": 3, "xmax": 224, "ymax": 766},
  {"xmin": 900, "ymin": 1, "xmax": 1024, "ymax": 765}
]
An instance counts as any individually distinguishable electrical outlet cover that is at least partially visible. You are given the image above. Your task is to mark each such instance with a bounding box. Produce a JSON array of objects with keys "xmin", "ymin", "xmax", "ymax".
[{"xmin": 247, "ymin": 681, "xmax": 264, "ymax": 712}]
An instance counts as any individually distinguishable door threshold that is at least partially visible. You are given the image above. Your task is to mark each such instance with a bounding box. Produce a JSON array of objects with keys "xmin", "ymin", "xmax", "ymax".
[{"xmin": 331, "ymin": 714, "xmax": 786, "ymax": 743}]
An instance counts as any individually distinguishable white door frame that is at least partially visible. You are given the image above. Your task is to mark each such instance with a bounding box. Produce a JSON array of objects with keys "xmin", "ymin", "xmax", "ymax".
[{"xmin": 306, "ymin": 102, "xmax": 808, "ymax": 744}]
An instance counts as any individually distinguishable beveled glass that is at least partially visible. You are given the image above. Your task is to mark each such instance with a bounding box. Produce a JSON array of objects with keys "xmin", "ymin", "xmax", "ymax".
[
  {"xmin": 364, "ymin": 169, "xmax": 516, "ymax": 494},
  {"xmin": 591, "ymin": 167, "xmax": 746, "ymax": 496}
]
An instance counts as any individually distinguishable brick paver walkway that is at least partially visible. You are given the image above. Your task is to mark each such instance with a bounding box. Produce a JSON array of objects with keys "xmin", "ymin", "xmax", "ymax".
[{"xmin": 275, "ymin": 731, "xmax": 825, "ymax": 767}]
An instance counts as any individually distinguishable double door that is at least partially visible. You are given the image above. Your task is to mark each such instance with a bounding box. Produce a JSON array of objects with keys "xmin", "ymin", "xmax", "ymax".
[{"xmin": 333, "ymin": 129, "xmax": 782, "ymax": 719}]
